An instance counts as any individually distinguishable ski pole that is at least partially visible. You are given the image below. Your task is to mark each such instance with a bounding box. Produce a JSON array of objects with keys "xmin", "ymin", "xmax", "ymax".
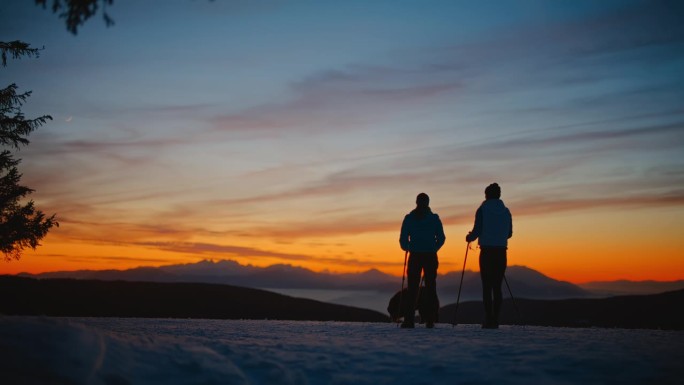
[
  {"xmin": 397, "ymin": 250, "xmax": 408, "ymax": 326},
  {"xmin": 503, "ymin": 274, "xmax": 523, "ymax": 325},
  {"xmin": 414, "ymin": 274, "xmax": 424, "ymax": 312},
  {"xmin": 452, "ymin": 242, "xmax": 470, "ymax": 326}
]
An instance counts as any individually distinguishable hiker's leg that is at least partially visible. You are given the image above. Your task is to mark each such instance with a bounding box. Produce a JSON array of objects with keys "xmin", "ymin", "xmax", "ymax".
[
  {"xmin": 492, "ymin": 249, "xmax": 507, "ymax": 324},
  {"xmin": 404, "ymin": 253, "xmax": 421, "ymax": 324},
  {"xmin": 479, "ymin": 249, "xmax": 494, "ymax": 325},
  {"xmin": 423, "ymin": 252, "xmax": 439, "ymax": 324}
]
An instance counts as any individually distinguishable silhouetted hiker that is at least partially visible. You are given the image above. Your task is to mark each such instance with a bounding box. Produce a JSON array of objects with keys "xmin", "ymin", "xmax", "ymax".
[
  {"xmin": 399, "ymin": 193, "xmax": 446, "ymax": 328},
  {"xmin": 466, "ymin": 183, "xmax": 513, "ymax": 329}
]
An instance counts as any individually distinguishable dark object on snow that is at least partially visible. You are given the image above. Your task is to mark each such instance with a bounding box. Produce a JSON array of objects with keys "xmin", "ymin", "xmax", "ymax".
[{"xmin": 388, "ymin": 287, "xmax": 439, "ymax": 324}]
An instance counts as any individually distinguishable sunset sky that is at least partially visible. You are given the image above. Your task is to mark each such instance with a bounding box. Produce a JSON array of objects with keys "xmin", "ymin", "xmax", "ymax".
[{"xmin": 1, "ymin": 0, "xmax": 683, "ymax": 282}]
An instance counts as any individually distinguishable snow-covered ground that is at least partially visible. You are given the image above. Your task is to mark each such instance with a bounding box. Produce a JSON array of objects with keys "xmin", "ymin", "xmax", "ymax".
[{"xmin": 1, "ymin": 317, "xmax": 682, "ymax": 385}]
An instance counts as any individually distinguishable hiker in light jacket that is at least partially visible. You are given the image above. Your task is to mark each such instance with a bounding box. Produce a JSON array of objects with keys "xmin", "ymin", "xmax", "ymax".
[
  {"xmin": 466, "ymin": 183, "xmax": 513, "ymax": 329},
  {"xmin": 399, "ymin": 193, "xmax": 446, "ymax": 328}
]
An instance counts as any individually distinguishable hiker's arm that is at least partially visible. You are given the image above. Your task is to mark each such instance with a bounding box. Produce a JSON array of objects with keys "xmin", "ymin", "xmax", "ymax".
[
  {"xmin": 435, "ymin": 217, "xmax": 446, "ymax": 251},
  {"xmin": 399, "ymin": 216, "xmax": 410, "ymax": 251},
  {"xmin": 465, "ymin": 207, "xmax": 482, "ymax": 242}
]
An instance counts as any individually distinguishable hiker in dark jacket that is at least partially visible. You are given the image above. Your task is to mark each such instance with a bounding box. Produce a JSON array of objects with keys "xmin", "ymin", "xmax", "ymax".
[
  {"xmin": 466, "ymin": 183, "xmax": 513, "ymax": 329},
  {"xmin": 399, "ymin": 193, "xmax": 446, "ymax": 328}
]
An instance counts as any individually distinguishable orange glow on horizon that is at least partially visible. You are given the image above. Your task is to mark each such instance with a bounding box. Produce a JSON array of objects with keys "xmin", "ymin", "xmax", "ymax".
[{"xmin": 2, "ymin": 205, "xmax": 682, "ymax": 283}]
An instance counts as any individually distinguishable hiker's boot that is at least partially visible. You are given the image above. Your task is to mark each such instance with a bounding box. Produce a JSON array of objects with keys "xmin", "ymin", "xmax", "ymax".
[
  {"xmin": 482, "ymin": 315, "xmax": 497, "ymax": 329},
  {"xmin": 492, "ymin": 304, "xmax": 501, "ymax": 329},
  {"xmin": 402, "ymin": 312, "xmax": 415, "ymax": 329},
  {"xmin": 424, "ymin": 313, "xmax": 435, "ymax": 328}
]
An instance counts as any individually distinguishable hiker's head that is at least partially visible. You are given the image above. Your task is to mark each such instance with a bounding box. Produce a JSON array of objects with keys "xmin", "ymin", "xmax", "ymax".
[
  {"xmin": 485, "ymin": 183, "xmax": 501, "ymax": 199},
  {"xmin": 416, "ymin": 193, "xmax": 430, "ymax": 208}
]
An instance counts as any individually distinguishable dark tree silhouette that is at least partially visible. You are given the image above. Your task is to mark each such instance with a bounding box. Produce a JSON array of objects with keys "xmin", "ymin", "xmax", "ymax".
[
  {"xmin": 6, "ymin": 0, "xmax": 209, "ymax": 260},
  {"xmin": 35, "ymin": 0, "xmax": 115, "ymax": 35},
  {"xmin": 0, "ymin": 42, "xmax": 58, "ymax": 261},
  {"xmin": 0, "ymin": 1, "xmax": 123, "ymax": 260}
]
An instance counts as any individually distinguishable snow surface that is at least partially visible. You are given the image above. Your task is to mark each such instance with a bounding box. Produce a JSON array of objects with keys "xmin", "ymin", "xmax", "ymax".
[{"xmin": 1, "ymin": 317, "xmax": 682, "ymax": 385}]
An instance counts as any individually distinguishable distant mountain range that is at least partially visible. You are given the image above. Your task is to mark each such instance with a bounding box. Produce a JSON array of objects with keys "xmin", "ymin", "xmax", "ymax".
[
  {"xmin": 15, "ymin": 259, "xmax": 683, "ymax": 313},
  {"xmin": 19, "ymin": 259, "xmax": 400, "ymax": 291}
]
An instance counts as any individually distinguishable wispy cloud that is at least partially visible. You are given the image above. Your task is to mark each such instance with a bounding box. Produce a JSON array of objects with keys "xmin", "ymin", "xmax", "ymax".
[
  {"xmin": 512, "ymin": 192, "xmax": 684, "ymax": 218},
  {"xmin": 132, "ymin": 241, "xmax": 381, "ymax": 268},
  {"xmin": 210, "ymin": 64, "xmax": 462, "ymax": 137}
]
